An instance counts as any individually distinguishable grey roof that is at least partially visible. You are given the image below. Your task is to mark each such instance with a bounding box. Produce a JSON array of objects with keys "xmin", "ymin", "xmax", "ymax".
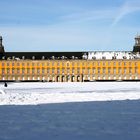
[{"xmin": 3, "ymin": 52, "xmax": 86, "ymax": 60}]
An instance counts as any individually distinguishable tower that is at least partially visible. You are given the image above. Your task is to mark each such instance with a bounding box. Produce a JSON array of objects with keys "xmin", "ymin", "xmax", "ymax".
[
  {"xmin": 0, "ymin": 35, "xmax": 5, "ymax": 53},
  {"xmin": 133, "ymin": 35, "xmax": 140, "ymax": 52},
  {"xmin": 0, "ymin": 36, "xmax": 2, "ymax": 46}
]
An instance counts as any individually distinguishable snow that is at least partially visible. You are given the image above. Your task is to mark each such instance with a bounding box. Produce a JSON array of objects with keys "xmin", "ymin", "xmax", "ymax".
[
  {"xmin": 0, "ymin": 82, "xmax": 140, "ymax": 105},
  {"xmin": 88, "ymin": 51, "xmax": 140, "ymax": 60}
]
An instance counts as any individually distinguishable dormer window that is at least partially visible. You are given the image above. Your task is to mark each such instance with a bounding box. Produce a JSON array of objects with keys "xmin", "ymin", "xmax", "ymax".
[
  {"xmin": 32, "ymin": 56, "xmax": 35, "ymax": 60},
  {"xmin": 22, "ymin": 56, "xmax": 25, "ymax": 60}
]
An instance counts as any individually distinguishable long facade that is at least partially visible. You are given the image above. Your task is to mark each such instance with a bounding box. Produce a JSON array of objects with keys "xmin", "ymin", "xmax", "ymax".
[
  {"xmin": 0, "ymin": 59, "xmax": 139, "ymax": 82},
  {"xmin": 0, "ymin": 35, "xmax": 140, "ymax": 82}
]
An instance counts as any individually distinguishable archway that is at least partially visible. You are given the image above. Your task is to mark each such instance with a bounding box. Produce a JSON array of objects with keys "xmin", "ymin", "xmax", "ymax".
[
  {"xmin": 56, "ymin": 76, "xmax": 60, "ymax": 82},
  {"xmin": 62, "ymin": 76, "xmax": 65, "ymax": 82},
  {"xmin": 66, "ymin": 75, "xmax": 70, "ymax": 82},
  {"xmin": 72, "ymin": 76, "xmax": 75, "ymax": 82},
  {"xmin": 77, "ymin": 75, "xmax": 80, "ymax": 82}
]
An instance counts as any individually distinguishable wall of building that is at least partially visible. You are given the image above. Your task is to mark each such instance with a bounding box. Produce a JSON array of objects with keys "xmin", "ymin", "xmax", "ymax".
[{"xmin": 0, "ymin": 59, "xmax": 140, "ymax": 82}]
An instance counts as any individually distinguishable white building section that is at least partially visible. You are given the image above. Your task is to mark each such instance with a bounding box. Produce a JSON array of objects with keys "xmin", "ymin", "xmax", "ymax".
[{"xmin": 87, "ymin": 52, "xmax": 140, "ymax": 60}]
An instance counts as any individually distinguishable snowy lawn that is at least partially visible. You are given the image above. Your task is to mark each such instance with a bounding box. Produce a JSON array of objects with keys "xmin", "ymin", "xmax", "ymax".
[{"xmin": 0, "ymin": 82, "xmax": 140, "ymax": 105}]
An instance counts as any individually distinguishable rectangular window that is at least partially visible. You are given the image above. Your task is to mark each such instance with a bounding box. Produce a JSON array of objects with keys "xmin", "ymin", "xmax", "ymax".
[
  {"xmin": 93, "ymin": 68, "xmax": 95, "ymax": 74},
  {"xmin": 57, "ymin": 69, "xmax": 60, "ymax": 74},
  {"xmin": 103, "ymin": 62, "xmax": 105, "ymax": 66},
  {"xmin": 98, "ymin": 68, "xmax": 100, "ymax": 73},
  {"xmin": 42, "ymin": 69, "xmax": 45, "ymax": 74},
  {"xmin": 118, "ymin": 68, "xmax": 122, "ymax": 74},
  {"xmin": 88, "ymin": 68, "xmax": 90, "ymax": 74},
  {"xmin": 77, "ymin": 68, "xmax": 80, "ymax": 74},
  {"xmin": 22, "ymin": 68, "xmax": 25, "ymax": 74},
  {"xmin": 2, "ymin": 63, "xmax": 4, "ymax": 66},
  {"xmin": 113, "ymin": 68, "xmax": 116, "ymax": 74},
  {"xmin": 82, "ymin": 69, "xmax": 85, "ymax": 73},
  {"xmin": 103, "ymin": 68, "xmax": 106, "ymax": 74},
  {"xmin": 47, "ymin": 68, "xmax": 50, "ymax": 73},
  {"xmin": 52, "ymin": 68, "xmax": 55, "ymax": 73},
  {"xmin": 135, "ymin": 67, "xmax": 138, "ymax": 73},
  {"xmin": 108, "ymin": 68, "xmax": 111, "ymax": 74},
  {"xmin": 118, "ymin": 62, "xmax": 121, "ymax": 66},
  {"xmin": 62, "ymin": 68, "xmax": 64, "ymax": 73},
  {"xmin": 129, "ymin": 68, "xmax": 132, "ymax": 74},
  {"xmin": 2, "ymin": 68, "xmax": 5, "ymax": 74},
  {"xmin": 17, "ymin": 69, "xmax": 20, "ymax": 74},
  {"xmin": 72, "ymin": 68, "xmax": 74, "ymax": 73},
  {"xmin": 37, "ymin": 69, "xmax": 40, "ymax": 73},
  {"xmin": 124, "ymin": 68, "xmax": 126, "ymax": 74},
  {"xmin": 32, "ymin": 69, "xmax": 35, "ymax": 74},
  {"xmin": 7, "ymin": 63, "xmax": 9, "ymax": 66},
  {"xmin": 27, "ymin": 68, "xmax": 30, "ymax": 73},
  {"xmin": 12, "ymin": 68, "xmax": 14, "ymax": 74},
  {"xmin": 7, "ymin": 68, "xmax": 10, "ymax": 74}
]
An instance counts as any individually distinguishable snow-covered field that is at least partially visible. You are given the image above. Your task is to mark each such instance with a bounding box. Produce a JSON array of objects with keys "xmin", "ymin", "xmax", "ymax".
[{"xmin": 0, "ymin": 82, "xmax": 140, "ymax": 105}]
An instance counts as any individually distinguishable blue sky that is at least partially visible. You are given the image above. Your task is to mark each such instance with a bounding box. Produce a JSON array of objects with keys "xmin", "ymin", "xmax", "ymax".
[{"xmin": 0, "ymin": 0, "xmax": 140, "ymax": 52}]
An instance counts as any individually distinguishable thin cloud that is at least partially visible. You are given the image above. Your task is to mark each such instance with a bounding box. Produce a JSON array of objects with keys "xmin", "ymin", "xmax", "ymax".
[
  {"xmin": 112, "ymin": 0, "xmax": 140, "ymax": 27},
  {"xmin": 59, "ymin": 9, "xmax": 116, "ymax": 23}
]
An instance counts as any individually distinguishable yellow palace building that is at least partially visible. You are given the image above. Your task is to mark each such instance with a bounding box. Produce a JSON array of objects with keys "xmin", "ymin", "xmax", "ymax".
[{"xmin": 0, "ymin": 35, "xmax": 140, "ymax": 82}]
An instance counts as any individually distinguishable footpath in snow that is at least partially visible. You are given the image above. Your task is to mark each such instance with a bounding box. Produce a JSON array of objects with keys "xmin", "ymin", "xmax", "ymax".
[{"xmin": 0, "ymin": 82, "xmax": 140, "ymax": 105}]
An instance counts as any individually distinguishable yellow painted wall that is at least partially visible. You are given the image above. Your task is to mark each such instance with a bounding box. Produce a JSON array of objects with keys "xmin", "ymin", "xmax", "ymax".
[{"xmin": 0, "ymin": 60, "xmax": 140, "ymax": 81}]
